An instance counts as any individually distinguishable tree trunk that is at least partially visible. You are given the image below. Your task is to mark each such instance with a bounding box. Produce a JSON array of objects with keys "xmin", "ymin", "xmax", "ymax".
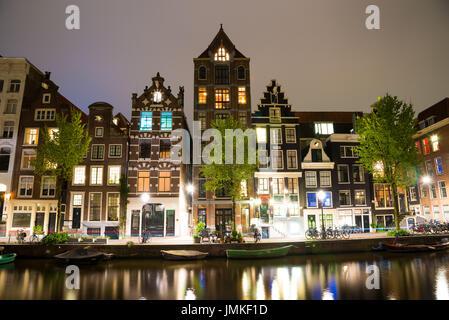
[
  {"xmin": 55, "ymin": 177, "xmax": 66, "ymax": 233},
  {"xmin": 232, "ymin": 196, "xmax": 236, "ymax": 231},
  {"xmin": 391, "ymin": 183, "xmax": 400, "ymax": 231}
]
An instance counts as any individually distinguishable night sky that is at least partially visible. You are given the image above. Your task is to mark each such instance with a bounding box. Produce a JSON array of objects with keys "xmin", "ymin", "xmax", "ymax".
[{"xmin": 1, "ymin": 0, "xmax": 448, "ymax": 125}]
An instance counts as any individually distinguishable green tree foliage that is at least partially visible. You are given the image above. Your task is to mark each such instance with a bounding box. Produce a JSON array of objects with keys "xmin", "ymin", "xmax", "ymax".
[
  {"xmin": 200, "ymin": 117, "xmax": 257, "ymax": 230},
  {"xmin": 34, "ymin": 108, "xmax": 91, "ymax": 231},
  {"xmin": 356, "ymin": 94, "xmax": 421, "ymax": 230}
]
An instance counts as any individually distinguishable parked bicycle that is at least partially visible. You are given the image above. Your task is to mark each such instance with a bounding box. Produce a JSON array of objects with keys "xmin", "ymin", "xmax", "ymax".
[
  {"xmin": 140, "ymin": 230, "xmax": 151, "ymax": 244},
  {"xmin": 305, "ymin": 227, "xmax": 350, "ymax": 240},
  {"xmin": 16, "ymin": 229, "xmax": 27, "ymax": 243}
]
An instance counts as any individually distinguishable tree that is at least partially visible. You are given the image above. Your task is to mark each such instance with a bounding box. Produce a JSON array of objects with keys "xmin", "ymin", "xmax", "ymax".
[
  {"xmin": 34, "ymin": 108, "xmax": 91, "ymax": 232},
  {"xmin": 119, "ymin": 175, "xmax": 130, "ymax": 238},
  {"xmin": 356, "ymin": 93, "xmax": 421, "ymax": 231},
  {"xmin": 200, "ymin": 117, "xmax": 257, "ymax": 231}
]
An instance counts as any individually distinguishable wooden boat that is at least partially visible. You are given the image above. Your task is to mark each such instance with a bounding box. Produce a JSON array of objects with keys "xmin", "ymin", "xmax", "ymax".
[
  {"xmin": 0, "ymin": 253, "xmax": 17, "ymax": 265},
  {"xmin": 381, "ymin": 241, "xmax": 449, "ymax": 253},
  {"xmin": 54, "ymin": 248, "xmax": 114, "ymax": 264},
  {"xmin": 161, "ymin": 250, "xmax": 208, "ymax": 261},
  {"xmin": 226, "ymin": 245, "xmax": 293, "ymax": 259}
]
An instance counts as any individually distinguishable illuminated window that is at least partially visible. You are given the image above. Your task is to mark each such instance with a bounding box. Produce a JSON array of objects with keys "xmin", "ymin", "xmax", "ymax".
[
  {"xmin": 258, "ymin": 178, "xmax": 269, "ymax": 194},
  {"xmin": 107, "ymin": 193, "xmax": 120, "ymax": 221},
  {"xmin": 269, "ymin": 108, "xmax": 281, "ymax": 123},
  {"xmin": 73, "ymin": 166, "xmax": 86, "ymax": 185},
  {"xmin": 138, "ymin": 171, "xmax": 150, "ymax": 192},
  {"xmin": 431, "ymin": 135, "xmax": 439, "ymax": 152},
  {"xmin": 153, "ymin": 91, "xmax": 162, "ymax": 103},
  {"xmin": 21, "ymin": 149, "xmax": 36, "ymax": 170},
  {"xmin": 240, "ymin": 180, "xmax": 248, "ymax": 197},
  {"xmin": 160, "ymin": 112, "xmax": 172, "ymax": 130},
  {"xmin": 270, "ymin": 128, "xmax": 282, "ymax": 144},
  {"xmin": 140, "ymin": 112, "xmax": 152, "ymax": 130},
  {"xmin": 108, "ymin": 166, "xmax": 121, "ymax": 185},
  {"xmin": 272, "ymin": 178, "xmax": 284, "ymax": 195},
  {"xmin": 48, "ymin": 128, "xmax": 59, "ymax": 141},
  {"xmin": 19, "ymin": 176, "xmax": 33, "ymax": 197},
  {"xmin": 287, "ymin": 178, "xmax": 298, "ymax": 194},
  {"xmin": 198, "ymin": 88, "xmax": 207, "ymax": 104},
  {"xmin": 24, "ymin": 128, "xmax": 39, "ymax": 145},
  {"xmin": 238, "ymin": 87, "xmax": 246, "ymax": 104},
  {"xmin": 416, "ymin": 141, "xmax": 421, "ymax": 154},
  {"xmin": 314, "ymin": 122, "xmax": 334, "ymax": 135},
  {"xmin": 354, "ymin": 190, "xmax": 366, "ymax": 205},
  {"xmin": 422, "ymin": 138, "xmax": 430, "ymax": 154},
  {"xmin": 214, "ymin": 46, "xmax": 229, "ymax": 61},
  {"xmin": 90, "ymin": 166, "xmax": 103, "ymax": 185},
  {"xmin": 215, "ymin": 89, "xmax": 230, "ymax": 109},
  {"xmin": 89, "ymin": 193, "xmax": 101, "ymax": 221},
  {"xmin": 158, "ymin": 171, "xmax": 170, "ymax": 192},
  {"xmin": 374, "ymin": 184, "xmax": 393, "ymax": 208},
  {"xmin": 256, "ymin": 128, "xmax": 267, "ymax": 144}
]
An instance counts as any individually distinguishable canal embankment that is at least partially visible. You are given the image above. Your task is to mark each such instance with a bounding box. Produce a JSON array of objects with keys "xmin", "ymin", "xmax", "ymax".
[{"xmin": 1, "ymin": 234, "xmax": 448, "ymax": 258}]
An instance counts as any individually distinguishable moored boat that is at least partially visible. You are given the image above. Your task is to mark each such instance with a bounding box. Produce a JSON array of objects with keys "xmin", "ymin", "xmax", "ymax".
[
  {"xmin": 54, "ymin": 248, "xmax": 114, "ymax": 264},
  {"xmin": 161, "ymin": 250, "xmax": 208, "ymax": 260},
  {"xmin": 0, "ymin": 253, "xmax": 17, "ymax": 265},
  {"xmin": 226, "ymin": 245, "xmax": 293, "ymax": 259},
  {"xmin": 381, "ymin": 241, "xmax": 449, "ymax": 253}
]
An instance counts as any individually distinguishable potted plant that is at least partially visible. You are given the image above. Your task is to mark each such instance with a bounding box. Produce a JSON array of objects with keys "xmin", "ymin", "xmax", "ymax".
[
  {"xmin": 237, "ymin": 232, "xmax": 244, "ymax": 243},
  {"xmin": 230, "ymin": 230, "xmax": 239, "ymax": 243},
  {"xmin": 33, "ymin": 225, "xmax": 45, "ymax": 241},
  {"xmin": 193, "ymin": 233, "xmax": 201, "ymax": 243}
]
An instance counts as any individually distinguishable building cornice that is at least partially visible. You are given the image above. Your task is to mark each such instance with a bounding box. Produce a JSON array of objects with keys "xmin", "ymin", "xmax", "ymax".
[
  {"xmin": 413, "ymin": 117, "xmax": 449, "ymax": 138},
  {"xmin": 301, "ymin": 162, "xmax": 335, "ymax": 169}
]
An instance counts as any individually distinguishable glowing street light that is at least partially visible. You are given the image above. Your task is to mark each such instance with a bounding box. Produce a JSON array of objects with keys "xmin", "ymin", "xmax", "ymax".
[
  {"xmin": 186, "ymin": 184, "xmax": 194, "ymax": 194},
  {"xmin": 422, "ymin": 176, "xmax": 432, "ymax": 184},
  {"xmin": 140, "ymin": 193, "xmax": 150, "ymax": 203}
]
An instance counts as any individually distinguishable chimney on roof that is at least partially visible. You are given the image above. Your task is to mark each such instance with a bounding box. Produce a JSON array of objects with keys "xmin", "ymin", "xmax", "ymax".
[{"xmin": 45, "ymin": 71, "xmax": 51, "ymax": 80}]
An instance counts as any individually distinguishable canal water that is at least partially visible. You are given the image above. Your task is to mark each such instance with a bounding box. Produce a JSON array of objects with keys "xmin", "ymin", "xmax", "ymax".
[{"xmin": 1, "ymin": 251, "xmax": 448, "ymax": 300}]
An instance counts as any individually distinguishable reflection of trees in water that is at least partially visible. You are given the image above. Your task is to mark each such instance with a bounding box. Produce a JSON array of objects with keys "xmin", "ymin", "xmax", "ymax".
[{"xmin": 1, "ymin": 253, "xmax": 449, "ymax": 299}]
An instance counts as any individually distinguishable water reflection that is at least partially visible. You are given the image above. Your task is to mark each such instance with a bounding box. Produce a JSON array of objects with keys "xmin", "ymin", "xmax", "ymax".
[{"xmin": 0, "ymin": 252, "xmax": 448, "ymax": 300}]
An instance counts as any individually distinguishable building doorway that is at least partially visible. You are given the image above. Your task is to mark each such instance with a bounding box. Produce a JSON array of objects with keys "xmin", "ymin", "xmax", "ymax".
[
  {"xmin": 215, "ymin": 208, "xmax": 232, "ymax": 235},
  {"xmin": 131, "ymin": 210, "xmax": 140, "ymax": 237},
  {"xmin": 307, "ymin": 215, "xmax": 316, "ymax": 229},
  {"xmin": 142, "ymin": 203, "xmax": 164, "ymax": 237}
]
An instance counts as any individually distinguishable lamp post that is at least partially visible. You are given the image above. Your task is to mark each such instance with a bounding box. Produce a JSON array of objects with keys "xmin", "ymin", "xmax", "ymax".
[{"xmin": 317, "ymin": 190, "xmax": 326, "ymax": 239}]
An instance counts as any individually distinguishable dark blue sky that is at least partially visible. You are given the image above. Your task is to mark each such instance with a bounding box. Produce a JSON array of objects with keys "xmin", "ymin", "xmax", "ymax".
[{"xmin": 1, "ymin": 0, "xmax": 448, "ymax": 124}]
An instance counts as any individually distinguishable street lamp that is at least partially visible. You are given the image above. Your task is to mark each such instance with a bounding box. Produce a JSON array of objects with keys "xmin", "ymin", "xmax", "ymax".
[
  {"xmin": 421, "ymin": 175, "xmax": 432, "ymax": 184},
  {"xmin": 140, "ymin": 193, "xmax": 150, "ymax": 203},
  {"xmin": 186, "ymin": 184, "xmax": 194, "ymax": 194},
  {"xmin": 317, "ymin": 190, "xmax": 326, "ymax": 239}
]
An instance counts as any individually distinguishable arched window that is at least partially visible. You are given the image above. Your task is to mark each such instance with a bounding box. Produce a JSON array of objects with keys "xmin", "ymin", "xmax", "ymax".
[
  {"xmin": 198, "ymin": 66, "xmax": 207, "ymax": 80},
  {"xmin": 214, "ymin": 46, "xmax": 229, "ymax": 62},
  {"xmin": 237, "ymin": 66, "xmax": 245, "ymax": 80},
  {"xmin": 0, "ymin": 147, "xmax": 11, "ymax": 172}
]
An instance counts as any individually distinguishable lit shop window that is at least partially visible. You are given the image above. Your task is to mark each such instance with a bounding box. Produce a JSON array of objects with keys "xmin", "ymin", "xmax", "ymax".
[
  {"xmin": 214, "ymin": 46, "xmax": 229, "ymax": 61},
  {"xmin": 160, "ymin": 112, "xmax": 172, "ymax": 130},
  {"xmin": 140, "ymin": 112, "xmax": 152, "ymax": 131}
]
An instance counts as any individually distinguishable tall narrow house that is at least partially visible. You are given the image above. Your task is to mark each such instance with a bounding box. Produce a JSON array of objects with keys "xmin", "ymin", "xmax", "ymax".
[
  {"xmin": 127, "ymin": 73, "xmax": 190, "ymax": 238},
  {"xmin": 252, "ymin": 80, "xmax": 302, "ymax": 237},
  {"xmin": 192, "ymin": 25, "xmax": 251, "ymax": 234}
]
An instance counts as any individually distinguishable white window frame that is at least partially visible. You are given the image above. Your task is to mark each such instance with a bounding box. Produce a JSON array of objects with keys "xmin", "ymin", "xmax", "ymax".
[
  {"xmin": 337, "ymin": 164, "xmax": 350, "ymax": 184},
  {"xmin": 108, "ymin": 166, "xmax": 121, "ymax": 185},
  {"xmin": 305, "ymin": 171, "xmax": 317, "ymax": 188},
  {"xmin": 24, "ymin": 128, "xmax": 39, "ymax": 145},
  {"xmin": 40, "ymin": 176, "xmax": 56, "ymax": 198},
  {"xmin": 18, "ymin": 176, "xmax": 34, "ymax": 198},
  {"xmin": 258, "ymin": 178, "xmax": 269, "ymax": 194},
  {"xmin": 256, "ymin": 127, "xmax": 267, "ymax": 144},
  {"xmin": 271, "ymin": 150, "xmax": 283, "ymax": 170},
  {"xmin": 430, "ymin": 183, "xmax": 438, "ymax": 200},
  {"xmin": 88, "ymin": 192, "xmax": 102, "ymax": 222},
  {"xmin": 95, "ymin": 127, "xmax": 104, "ymax": 137},
  {"xmin": 438, "ymin": 181, "xmax": 447, "ymax": 199},
  {"xmin": 285, "ymin": 128, "xmax": 296, "ymax": 143},
  {"xmin": 108, "ymin": 144, "xmax": 122, "ymax": 158},
  {"xmin": 107, "ymin": 192, "xmax": 120, "ymax": 222},
  {"xmin": 319, "ymin": 171, "xmax": 332, "ymax": 187},
  {"xmin": 286, "ymin": 150, "xmax": 298, "ymax": 169},
  {"xmin": 91, "ymin": 144, "xmax": 105, "ymax": 161},
  {"xmin": 21, "ymin": 149, "xmax": 36, "ymax": 170},
  {"xmin": 90, "ymin": 166, "xmax": 104, "ymax": 186},
  {"xmin": 354, "ymin": 189, "xmax": 366, "ymax": 206},
  {"xmin": 339, "ymin": 190, "xmax": 351, "ymax": 206},
  {"xmin": 352, "ymin": 164, "xmax": 365, "ymax": 184},
  {"xmin": 306, "ymin": 192, "xmax": 318, "ymax": 208},
  {"xmin": 70, "ymin": 192, "xmax": 84, "ymax": 222},
  {"xmin": 34, "ymin": 109, "xmax": 56, "ymax": 121},
  {"xmin": 270, "ymin": 128, "xmax": 282, "ymax": 144},
  {"xmin": 73, "ymin": 166, "xmax": 86, "ymax": 186},
  {"xmin": 42, "ymin": 93, "xmax": 51, "ymax": 104},
  {"xmin": 340, "ymin": 146, "xmax": 357, "ymax": 158}
]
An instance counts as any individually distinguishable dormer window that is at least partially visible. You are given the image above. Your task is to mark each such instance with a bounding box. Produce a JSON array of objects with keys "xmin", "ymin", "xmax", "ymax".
[
  {"xmin": 153, "ymin": 91, "xmax": 162, "ymax": 103},
  {"xmin": 214, "ymin": 46, "xmax": 229, "ymax": 62},
  {"xmin": 314, "ymin": 122, "xmax": 334, "ymax": 135}
]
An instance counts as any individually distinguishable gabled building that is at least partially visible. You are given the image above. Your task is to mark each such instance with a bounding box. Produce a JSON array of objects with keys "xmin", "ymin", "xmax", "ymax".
[
  {"xmin": 252, "ymin": 80, "xmax": 302, "ymax": 237},
  {"xmin": 7, "ymin": 71, "xmax": 86, "ymax": 236},
  {"xmin": 127, "ymin": 73, "xmax": 190, "ymax": 238},
  {"xmin": 66, "ymin": 102, "xmax": 129, "ymax": 239},
  {"xmin": 0, "ymin": 58, "xmax": 43, "ymax": 237},
  {"xmin": 414, "ymin": 97, "xmax": 449, "ymax": 223},
  {"xmin": 192, "ymin": 25, "xmax": 252, "ymax": 234}
]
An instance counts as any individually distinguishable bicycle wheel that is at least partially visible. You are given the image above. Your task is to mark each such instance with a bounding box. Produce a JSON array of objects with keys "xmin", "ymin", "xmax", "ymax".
[{"xmin": 305, "ymin": 229, "xmax": 314, "ymax": 240}]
